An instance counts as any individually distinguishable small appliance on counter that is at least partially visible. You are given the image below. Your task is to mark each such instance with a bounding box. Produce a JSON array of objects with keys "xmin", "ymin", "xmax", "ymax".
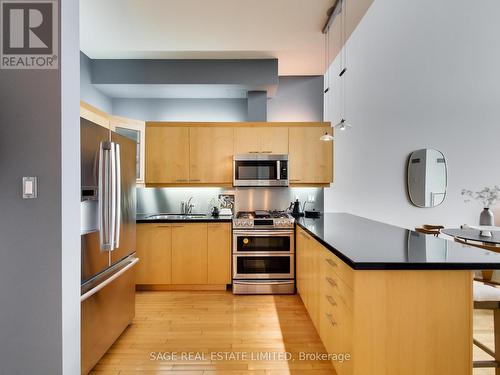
[{"xmin": 232, "ymin": 210, "xmax": 295, "ymax": 294}]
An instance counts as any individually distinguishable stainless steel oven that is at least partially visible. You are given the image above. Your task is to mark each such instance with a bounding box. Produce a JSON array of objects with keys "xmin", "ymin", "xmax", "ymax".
[
  {"xmin": 232, "ymin": 229, "xmax": 294, "ymax": 293},
  {"xmin": 233, "ymin": 154, "xmax": 288, "ymax": 187}
]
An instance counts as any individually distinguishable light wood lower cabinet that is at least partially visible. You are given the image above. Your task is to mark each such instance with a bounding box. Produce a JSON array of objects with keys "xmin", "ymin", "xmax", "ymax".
[
  {"xmin": 171, "ymin": 224, "xmax": 208, "ymax": 284},
  {"xmin": 207, "ymin": 223, "xmax": 232, "ymax": 285},
  {"xmin": 136, "ymin": 222, "xmax": 231, "ymax": 289},
  {"xmin": 136, "ymin": 224, "xmax": 172, "ymax": 284},
  {"xmin": 296, "ymin": 226, "xmax": 473, "ymax": 375}
]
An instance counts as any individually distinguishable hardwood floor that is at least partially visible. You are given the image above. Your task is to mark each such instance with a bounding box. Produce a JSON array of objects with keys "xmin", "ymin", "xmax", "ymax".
[
  {"xmin": 90, "ymin": 291, "xmax": 496, "ymax": 375},
  {"xmin": 90, "ymin": 291, "xmax": 336, "ymax": 374},
  {"xmin": 474, "ymin": 309, "xmax": 495, "ymax": 375}
]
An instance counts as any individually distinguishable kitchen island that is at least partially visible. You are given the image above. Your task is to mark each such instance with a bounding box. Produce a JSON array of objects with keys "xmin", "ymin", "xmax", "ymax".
[{"xmin": 295, "ymin": 213, "xmax": 500, "ymax": 375}]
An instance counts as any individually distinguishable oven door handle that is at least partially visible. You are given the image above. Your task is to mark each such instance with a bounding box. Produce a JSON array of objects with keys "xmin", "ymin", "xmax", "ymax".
[
  {"xmin": 234, "ymin": 280, "xmax": 294, "ymax": 285},
  {"xmin": 233, "ymin": 230, "xmax": 295, "ymax": 236}
]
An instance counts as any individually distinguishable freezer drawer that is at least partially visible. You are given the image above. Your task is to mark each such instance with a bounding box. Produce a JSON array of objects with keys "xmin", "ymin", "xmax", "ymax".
[{"xmin": 81, "ymin": 255, "xmax": 138, "ymax": 375}]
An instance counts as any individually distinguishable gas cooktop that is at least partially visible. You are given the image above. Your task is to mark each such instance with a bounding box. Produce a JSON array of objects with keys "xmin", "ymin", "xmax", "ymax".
[{"xmin": 233, "ymin": 210, "xmax": 295, "ymax": 229}]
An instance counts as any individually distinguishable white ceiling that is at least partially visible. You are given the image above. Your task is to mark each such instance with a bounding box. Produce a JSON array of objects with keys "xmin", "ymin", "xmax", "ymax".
[{"xmin": 80, "ymin": 0, "xmax": 332, "ymax": 76}]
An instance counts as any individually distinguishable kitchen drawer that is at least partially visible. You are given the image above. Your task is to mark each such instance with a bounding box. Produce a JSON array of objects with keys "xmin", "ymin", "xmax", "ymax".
[
  {"xmin": 324, "ymin": 297, "xmax": 353, "ymax": 375},
  {"xmin": 322, "ymin": 247, "xmax": 354, "ymax": 290},
  {"xmin": 323, "ymin": 270, "xmax": 354, "ymax": 312}
]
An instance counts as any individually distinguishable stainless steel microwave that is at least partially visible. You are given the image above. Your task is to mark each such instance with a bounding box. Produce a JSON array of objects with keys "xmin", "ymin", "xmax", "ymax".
[{"xmin": 233, "ymin": 154, "xmax": 289, "ymax": 187}]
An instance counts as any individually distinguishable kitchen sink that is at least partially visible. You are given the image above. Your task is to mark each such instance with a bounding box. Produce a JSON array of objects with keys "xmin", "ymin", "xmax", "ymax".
[{"xmin": 146, "ymin": 213, "xmax": 207, "ymax": 220}]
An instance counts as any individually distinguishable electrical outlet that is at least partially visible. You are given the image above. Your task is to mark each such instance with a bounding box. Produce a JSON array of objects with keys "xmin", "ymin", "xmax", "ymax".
[{"xmin": 308, "ymin": 195, "xmax": 315, "ymax": 202}]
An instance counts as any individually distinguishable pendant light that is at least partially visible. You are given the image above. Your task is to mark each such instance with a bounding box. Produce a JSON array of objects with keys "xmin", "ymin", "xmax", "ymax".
[
  {"xmin": 320, "ymin": 132, "xmax": 334, "ymax": 142},
  {"xmin": 334, "ymin": 0, "xmax": 351, "ymax": 132},
  {"xmin": 321, "ymin": 6, "xmax": 335, "ymax": 142}
]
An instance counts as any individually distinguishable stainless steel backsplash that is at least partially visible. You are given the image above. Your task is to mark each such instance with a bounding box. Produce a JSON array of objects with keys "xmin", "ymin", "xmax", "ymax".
[{"xmin": 137, "ymin": 187, "xmax": 324, "ymax": 214}]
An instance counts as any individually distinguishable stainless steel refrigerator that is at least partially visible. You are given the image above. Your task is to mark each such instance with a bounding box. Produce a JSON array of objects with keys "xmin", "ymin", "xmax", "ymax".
[{"xmin": 80, "ymin": 118, "xmax": 138, "ymax": 375}]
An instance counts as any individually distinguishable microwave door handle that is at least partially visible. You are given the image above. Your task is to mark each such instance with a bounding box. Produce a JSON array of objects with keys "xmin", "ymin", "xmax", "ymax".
[
  {"xmin": 114, "ymin": 143, "xmax": 121, "ymax": 249},
  {"xmin": 277, "ymin": 160, "xmax": 280, "ymax": 180},
  {"xmin": 99, "ymin": 142, "xmax": 113, "ymax": 251}
]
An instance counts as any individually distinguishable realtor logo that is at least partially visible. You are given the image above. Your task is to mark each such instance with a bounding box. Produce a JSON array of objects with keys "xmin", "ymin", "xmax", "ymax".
[{"xmin": 1, "ymin": 0, "xmax": 58, "ymax": 69}]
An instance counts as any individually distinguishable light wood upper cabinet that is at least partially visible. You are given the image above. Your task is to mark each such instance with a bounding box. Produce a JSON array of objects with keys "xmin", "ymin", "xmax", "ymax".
[
  {"xmin": 190, "ymin": 127, "xmax": 234, "ymax": 184},
  {"xmin": 146, "ymin": 126, "xmax": 190, "ymax": 184},
  {"xmin": 136, "ymin": 224, "xmax": 172, "ymax": 284},
  {"xmin": 144, "ymin": 122, "xmax": 332, "ymax": 186},
  {"xmin": 289, "ymin": 126, "xmax": 333, "ymax": 184},
  {"xmin": 171, "ymin": 224, "xmax": 208, "ymax": 285},
  {"xmin": 234, "ymin": 127, "xmax": 288, "ymax": 154},
  {"xmin": 207, "ymin": 223, "xmax": 232, "ymax": 285}
]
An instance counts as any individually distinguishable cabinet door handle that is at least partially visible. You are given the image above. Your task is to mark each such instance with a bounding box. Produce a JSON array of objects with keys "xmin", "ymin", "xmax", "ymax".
[
  {"xmin": 261, "ymin": 151, "xmax": 272, "ymax": 153},
  {"xmin": 325, "ymin": 313, "xmax": 337, "ymax": 326},
  {"xmin": 290, "ymin": 179, "xmax": 301, "ymax": 182},
  {"xmin": 176, "ymin": 179, "xmax": 188, "ymax": 182},
  {"xmin": 249, "ymin": 151, "xmax": 259, "ymax": 154},
  {"xmin": 171, "ymin": 225, "xmax": 185, "ymax": 228},
  {"xmin": 325, "ymin": 277, "xmax": 337, "ymax": 287},
  {"xmin": 325, "ymin": 258, "xmax": 338, "ymax": 268},
  {"xmin": 190, "ymin": 179, "xmax": 201, "ymax": 182},
  {"xmin": 156, "ymin": 225, "xmax": 171, "ymax": 228},
  {"xmin": 326, "ymin": 295, "xmax": 337, "ymax": 306}
]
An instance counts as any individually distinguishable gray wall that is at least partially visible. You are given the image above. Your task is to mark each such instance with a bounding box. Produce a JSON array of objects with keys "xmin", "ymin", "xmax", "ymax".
[
  {"xmin": 80, "ymin": 51, "xmax": 112, "ymax": 112},
  {"xmin": 111, "ymin": 76, "xmax": 324, "ymax": 122},
  {"xmin": 268, "ymin": 76, "xmax": 324, "ymax": 122},
  {"xmin": 324, "ymin": 0, "xmax": 500, "ymax": 229},
  {"xmin": 0, "ymin": 0, "xmax": 80, "ymax": 373},
  {"xmin": 247, "ymin": 91, "xmax": 268, "ymax": 121},
  {"xmin": 112, "ymin": 98, "xmax": 247, "ymax": 122}
]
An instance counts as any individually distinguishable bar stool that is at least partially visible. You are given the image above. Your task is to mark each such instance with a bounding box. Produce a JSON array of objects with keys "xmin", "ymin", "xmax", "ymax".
[{"xmin": 416, "ymin": 225, "xmax": 500, "ymax": 372}]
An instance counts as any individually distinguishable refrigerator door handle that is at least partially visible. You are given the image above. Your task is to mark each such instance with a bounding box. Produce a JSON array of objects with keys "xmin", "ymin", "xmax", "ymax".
[
  {"xmin": 114, "ymin": 143, "xmax": 121, "ymax": 249},
  {"xmin": 109, "ymin": 142, "xmax": 117, "ymax": 251},
  {"xmin": 98, "ymin": 141, "xmax": 115, "ymax": 252},
  {"xmin": 80, "ymin": 256, "xmax": 139, "ymax": 302}
]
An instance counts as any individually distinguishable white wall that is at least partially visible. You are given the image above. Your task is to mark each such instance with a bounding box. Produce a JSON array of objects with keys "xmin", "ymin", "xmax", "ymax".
[{"xmin": 324, "ymin": 0, "xmax": 500, "ymax": 229}]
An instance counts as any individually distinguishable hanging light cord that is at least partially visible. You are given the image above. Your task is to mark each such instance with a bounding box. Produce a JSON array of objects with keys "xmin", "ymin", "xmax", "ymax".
[{"xmin": 324, "ymin": 26, "xmax": 330, "ymax": 94}]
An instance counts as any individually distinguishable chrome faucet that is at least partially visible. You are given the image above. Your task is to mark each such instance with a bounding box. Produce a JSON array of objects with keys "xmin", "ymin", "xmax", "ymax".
[{"xmin": 181, "ymin": 196, "xmax": 195, "ymax": 214}]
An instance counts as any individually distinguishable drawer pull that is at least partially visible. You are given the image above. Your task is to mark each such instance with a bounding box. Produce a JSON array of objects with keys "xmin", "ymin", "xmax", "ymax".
[
  {"xmin": 290, "ymin": 179, "xmax": 302, "ymax": 182},
  {"xmin": 190, "ymin": 179, "xmax": 201, "ymax": 182},
  {"xmin": 262, "ymin": 151, "xmax": 272, "ymax": 153},
  {"xmin": 325, "ymin": 258, "xmax": 338, "ymax": 268},
  {"xmin": 326, "ymin": 295, "xmax": 337, "ymax": 306},
  {"xmin": 325, "ymin": 277, "xmax": 337, "ymax": 287},
  {"xmin": 325, "ymin": 313, "xmax": 337, "ymax": 326}
]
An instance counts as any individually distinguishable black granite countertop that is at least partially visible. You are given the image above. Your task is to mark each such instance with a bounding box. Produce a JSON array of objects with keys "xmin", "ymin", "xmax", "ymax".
[
  {"xmin": 296, "ymin": 213, "xmax": 500, "ymax": 270},
  {"xmin": 137, "ymin": 213, "xmax": 232, "ymax": 223}
]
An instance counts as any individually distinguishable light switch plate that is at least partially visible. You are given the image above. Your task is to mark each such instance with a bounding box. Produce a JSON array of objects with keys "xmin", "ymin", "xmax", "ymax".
[{"xmin": 22, "ymin": 177, "xmax": 37, "ymax": 199}]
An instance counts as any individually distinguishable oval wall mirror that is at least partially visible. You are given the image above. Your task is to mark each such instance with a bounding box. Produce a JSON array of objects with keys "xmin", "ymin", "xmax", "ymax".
[{"xmin": 407, "ymin": 149, "xmax": 447, "ymax": 208}]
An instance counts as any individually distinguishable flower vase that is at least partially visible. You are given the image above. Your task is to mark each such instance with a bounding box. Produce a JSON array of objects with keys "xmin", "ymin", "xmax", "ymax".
[{"xmin": 479, "ymin": 208, "xmax": 494, "ymax": 226}]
